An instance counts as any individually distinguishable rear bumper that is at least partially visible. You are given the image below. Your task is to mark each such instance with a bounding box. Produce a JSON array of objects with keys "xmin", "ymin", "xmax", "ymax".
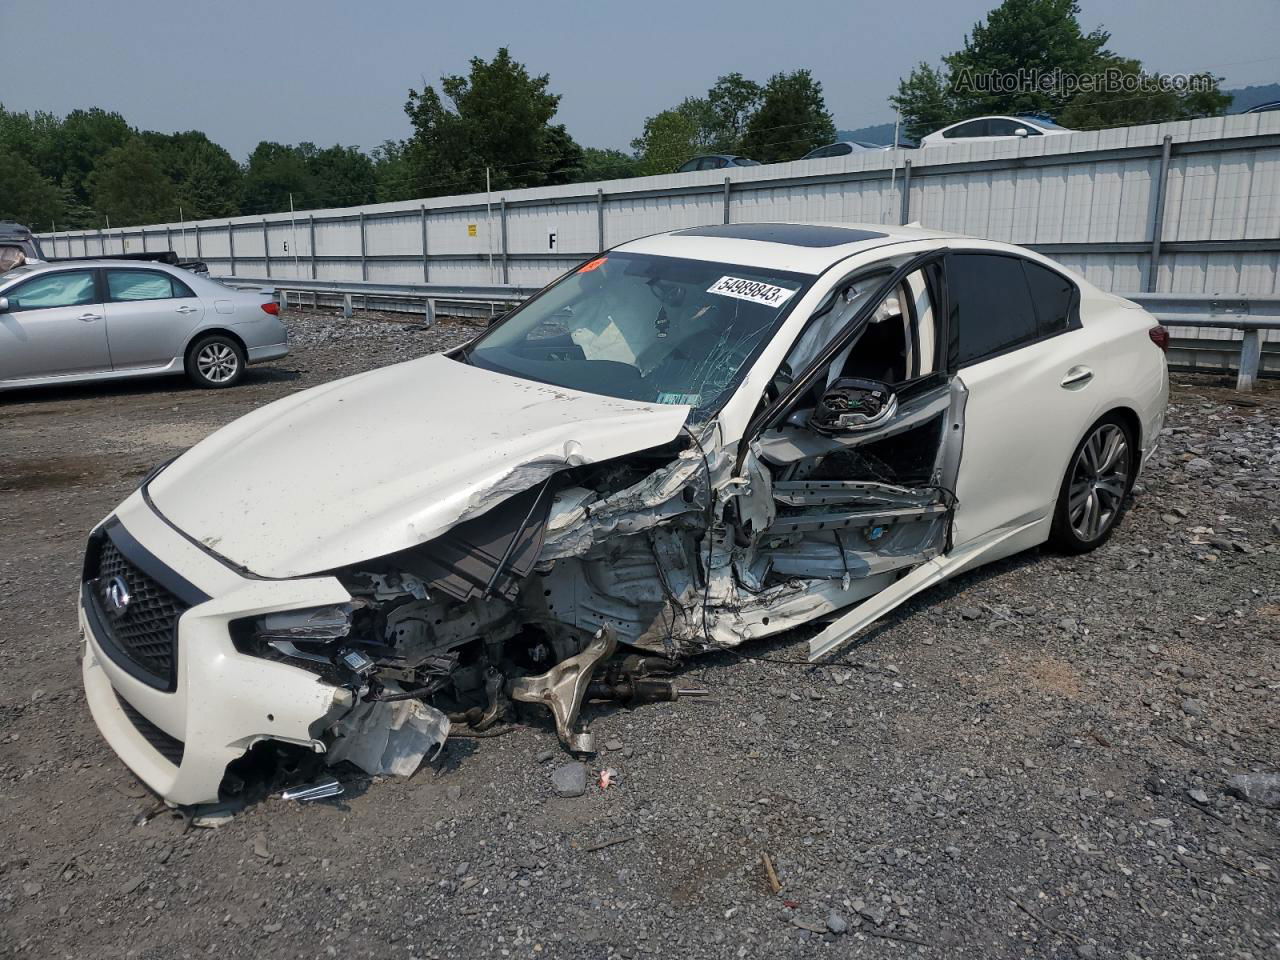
[
  {"xmin": 247, "ymin": 341, "xmax": 288, "ymax": 364},
  {"xmin": 80, "ymin": 493, "xmax": 351, "ymax": 806}
]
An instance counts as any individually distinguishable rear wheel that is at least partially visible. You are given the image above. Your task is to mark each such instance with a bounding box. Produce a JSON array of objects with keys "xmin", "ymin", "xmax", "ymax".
[
  {"xmin": 187, "ymin": 334, "xmax": 245, "ymax": 389},
  {"xmin": 1049, "ymin": 414, "xmax": 1135, "ymax": 553}
]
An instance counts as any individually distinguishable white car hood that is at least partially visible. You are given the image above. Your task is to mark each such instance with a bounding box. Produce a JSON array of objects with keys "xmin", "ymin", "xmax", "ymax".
[{"xmin": 147, "ymin": 354, "xmax": 691, "ymax": 578}]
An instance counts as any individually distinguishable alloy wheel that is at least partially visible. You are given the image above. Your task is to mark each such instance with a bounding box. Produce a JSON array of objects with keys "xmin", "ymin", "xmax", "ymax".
[
  {"xmin": 196, "ymin": 342, "xmax": 238, "ymax": 383},
  {"xmin": 1067, "ymin": 423, "xmax": 1130, "ymax": 541}
]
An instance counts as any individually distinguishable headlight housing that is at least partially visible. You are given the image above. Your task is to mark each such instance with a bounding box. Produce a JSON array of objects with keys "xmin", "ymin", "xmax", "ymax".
[
  {"xmin": 253, "ymin": 604, "xmax": 354, "ymax": 641},
  {"xmin": 231, "ymin": 604, "xmax": 362, "ymax": 681}
]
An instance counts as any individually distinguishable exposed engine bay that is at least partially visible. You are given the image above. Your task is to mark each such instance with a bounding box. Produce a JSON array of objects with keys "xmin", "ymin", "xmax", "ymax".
[{"xmin": 230, "ymin": 372, "xmax": 963, "ymax": 776}]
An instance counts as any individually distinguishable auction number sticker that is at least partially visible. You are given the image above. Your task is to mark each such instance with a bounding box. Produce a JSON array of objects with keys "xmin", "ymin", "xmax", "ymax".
[{"xmin": 707, "ymin": 276, "xmax": 796, "ymax": 308}]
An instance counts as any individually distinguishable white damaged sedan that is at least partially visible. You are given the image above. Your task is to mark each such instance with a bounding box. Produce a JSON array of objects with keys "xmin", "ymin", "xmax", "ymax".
[{"xmin": 79, "ymin": 222, "xmax": 1168, "ymax": 805}]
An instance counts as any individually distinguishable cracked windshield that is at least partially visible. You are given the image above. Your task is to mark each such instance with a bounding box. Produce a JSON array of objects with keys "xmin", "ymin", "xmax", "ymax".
[{"xmin": 465, "ymin": 252, "xmax": 810, "ymax": 411}]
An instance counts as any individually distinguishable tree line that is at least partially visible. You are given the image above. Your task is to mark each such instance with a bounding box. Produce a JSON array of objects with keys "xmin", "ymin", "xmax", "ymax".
[{"xmin": 1, "ymin": 0, "xmax": 1233, "ymax": 230}]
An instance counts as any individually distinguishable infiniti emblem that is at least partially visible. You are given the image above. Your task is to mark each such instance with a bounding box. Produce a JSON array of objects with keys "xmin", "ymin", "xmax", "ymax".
[{"xmin": 103, "ymin": 575, "xmax": 132, "ymax": 619}]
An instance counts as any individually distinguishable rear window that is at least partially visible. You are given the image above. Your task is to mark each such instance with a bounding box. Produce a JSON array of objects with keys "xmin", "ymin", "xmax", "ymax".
[
  {"xmin": 1023, "ymin": 261, "xmax": 1078, "ymax": 336},
  {"xmin": 946, "ymin": 254, "xmax": 1038, "ymax": 366},
  {"xmin": 106, "ymin": 269, "xmax": 193, "ymax": 301}
]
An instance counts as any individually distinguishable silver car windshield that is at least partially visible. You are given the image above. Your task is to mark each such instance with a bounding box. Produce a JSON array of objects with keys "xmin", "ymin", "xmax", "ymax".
[{"xmin": 465, "ymin": 252, "xmax": 811, "ymax": 413}]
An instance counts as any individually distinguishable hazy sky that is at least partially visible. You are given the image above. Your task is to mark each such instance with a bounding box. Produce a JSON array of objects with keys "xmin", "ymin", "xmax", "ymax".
[{"xmin": 3, "ymin": 0, "xmax": 1278, "ymax": 160}]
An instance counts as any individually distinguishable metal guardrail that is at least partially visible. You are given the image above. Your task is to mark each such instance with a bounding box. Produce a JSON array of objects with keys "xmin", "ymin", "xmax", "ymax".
[
  {"xmin": 223, "ymin": 278, "xmax": 1280, "ymax": 391},
  {"xmin": 1128, "ymin": 293, "xmax": 1280, "ymax": 390},
  {"xmin": 220, "ymin": 276, "xmax": 537, "ymax": 325}
]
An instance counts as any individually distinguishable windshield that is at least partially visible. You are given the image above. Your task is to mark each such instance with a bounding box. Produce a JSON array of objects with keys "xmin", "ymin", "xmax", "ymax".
[{"xmin": 464, "ymin": 252, "xmax": 812, "ymax": 414}]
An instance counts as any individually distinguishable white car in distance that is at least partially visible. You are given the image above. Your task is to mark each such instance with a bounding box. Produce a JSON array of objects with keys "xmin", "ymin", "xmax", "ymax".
[{"xmin": 920, "ymin": 115, "xmax": 1074, "ymax": 146}]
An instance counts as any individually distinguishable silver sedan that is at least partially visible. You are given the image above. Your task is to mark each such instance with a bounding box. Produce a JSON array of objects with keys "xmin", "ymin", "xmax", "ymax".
[{"xmin": 0, "ymin": 260, "xmax": 287, "ymax": 391}]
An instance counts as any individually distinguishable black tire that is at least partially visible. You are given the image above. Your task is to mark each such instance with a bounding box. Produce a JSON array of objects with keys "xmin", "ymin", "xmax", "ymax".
[
  {"xmin": 186, "ymin": 334, "xmax": 245, "ymax": 389},
  {"xmin": 1048, "ymin": 413, "xmax": 1137, "ymax": 554}
]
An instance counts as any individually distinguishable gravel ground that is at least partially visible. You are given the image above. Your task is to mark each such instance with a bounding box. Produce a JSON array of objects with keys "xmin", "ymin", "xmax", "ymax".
[{"xmin": 1, "ymin": 308, "xmax": 1277, "ymax": 960}]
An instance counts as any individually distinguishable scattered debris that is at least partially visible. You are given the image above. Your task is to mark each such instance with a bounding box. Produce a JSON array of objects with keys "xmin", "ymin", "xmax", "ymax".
[
  {"xmin": 1227, "ymin": 772, "xmax": 1280, "ymax": 808},
  {"xmin": 550, "ymin": 762, "xmax": 587, "ymax": 798},
  {"xmin": 325, "ymin": 698, "xmax": 450, "ymax": 778},
  {"xmin": 762, "ymin": 853, "xmax": 783, "ymax": 894},
  {"xmin": 279, "ymin": 776, "xmax": 343, "ymax": 802},
  {"xmin": 598, "ymin": 767, "xmax": 619, "ymax": 790},
  {"xmin": 584, "ymin": 835, "xmax": 634, "ymax": 853}
]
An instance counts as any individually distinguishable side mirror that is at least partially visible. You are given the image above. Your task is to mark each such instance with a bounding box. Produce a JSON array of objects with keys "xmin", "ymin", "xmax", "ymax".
[
  {"xmin": 1013, "ymin": 127, "xmax": 1029, "ymax": 138},
  {"xmin": 808, "ymin": 378, "xmax": 898, "ymax": 435},
  {"xmin": 0, "ymin": 296, "xmax": 9, "ymax": 313}
]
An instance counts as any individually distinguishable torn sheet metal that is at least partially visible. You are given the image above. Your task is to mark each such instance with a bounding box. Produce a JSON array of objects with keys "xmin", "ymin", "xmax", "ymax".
[{"xmin": 325, "ymin": 698, "xmax": 450, "ymax": 777}]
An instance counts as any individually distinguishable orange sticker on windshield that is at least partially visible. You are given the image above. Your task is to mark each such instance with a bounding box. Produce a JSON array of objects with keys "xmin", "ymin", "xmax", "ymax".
[{"xmin": 577, "ymin": 256, "xmax": 608, "ymax": 273}]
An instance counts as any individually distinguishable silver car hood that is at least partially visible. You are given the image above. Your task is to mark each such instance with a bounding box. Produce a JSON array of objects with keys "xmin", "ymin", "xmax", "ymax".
[{"xmin": 147, "ymin": 354, "xmax": 691, "ymax": 578}]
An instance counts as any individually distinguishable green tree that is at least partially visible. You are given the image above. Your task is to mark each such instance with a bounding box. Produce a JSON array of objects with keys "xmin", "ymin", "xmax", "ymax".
[
  {"xmin": 304, "ymin": 143, "xmax": 377, "ymax": 207},
  {"xmin": 1058, "ymin": 60, "xmax": 1230, "ymax": 129},
  {"xmin": 891, "ymin": 0, "xmax": 1231, "ymax": 139},
  {"xmin": 536, "ymin": 124, "xmax": 586, "ymax": 186},
  {"xmin": 631, "ymin": 83, "xmax": 751, "ymax": 168},
  {"xmin": 706, "ymin": 73, "xmax": 763, "ymax": 152},
  {"xmin": 242, "ymin": 141, "xmax": 313, "ymax": 214},
  {"xmin": 52, "ymin": 107, "xmax": 134, "ymax": 206},
  {"xmin": 144, "ymin": 130, "xmax": 243, "ymax": 219},
  {"xmin": 370, "ymin": 140, "xmax": 414, "ymax": 202},
  {"xmin": 88, "ymin": 139, "xmax": 178, "ymax": 226},
  {"xmin": 0, "ymin": 104, "xmax": 62, "ymax": 177},
  {"xmin": 631, "ymin": 108, "xmax": 701, "ymax": 174},
  {"xmin": 945, "ymin": 0, "xmax": 1109, "ymax": 118},
  {"xmin": 890, "ymin": 63, "xmax": 959, "ymax": 142},
  {"xmin": 580, "ymin": 147, "xmax": 642, "ymax": 182},
  {"xmin": 741, "ymin": 69, "xmax": 835, "ymax": 162},
  {"xmin": 0, "ymin": 146, "xmax": 65, "ymax": 227},
  {"xmin": 403, "ymin": 48, "xmax": 572, "ymax": 196}
]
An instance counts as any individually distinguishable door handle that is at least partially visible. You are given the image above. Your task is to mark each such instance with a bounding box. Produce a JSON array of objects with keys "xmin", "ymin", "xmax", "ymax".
[
  {"xmin": 78, "ymin": 312, "xmax": 101, "ymax": 322},
  {"xmin": 1061, "ymin": 366, "xmax": 1093, "ymax": 388},
  {"xmin": 176, "ymin": 306, "xmax": 198, "ymax": 314}
]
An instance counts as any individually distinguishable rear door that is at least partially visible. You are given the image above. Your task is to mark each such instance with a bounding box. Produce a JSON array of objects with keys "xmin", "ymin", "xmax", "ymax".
[
  {"xmin": 946, "ymin": 251, "xmax": 1090, "ymax": 546},
  {"xmin": 103, "ymin": 268, "xmax": 204, "ymax": 370},
  {"xmin": 0, "ymin": 269, "xmax": 109, "ymax": 380}
]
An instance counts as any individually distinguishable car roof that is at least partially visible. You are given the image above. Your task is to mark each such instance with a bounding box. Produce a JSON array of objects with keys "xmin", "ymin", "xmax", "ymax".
[
  {"xmin": 0, "ymin": 259, "xmax": 188, "ymax": 286},
  {"xmin": 615, "ymin": 221, "xmax": 959, "ymax": 275},
  {"xmin": 928, "ymin": 114, "xmax": 1068, "ymax": 136},
  {"xmin": 11, "ymin": 258, "xmax": 180, "ymax": 270}
]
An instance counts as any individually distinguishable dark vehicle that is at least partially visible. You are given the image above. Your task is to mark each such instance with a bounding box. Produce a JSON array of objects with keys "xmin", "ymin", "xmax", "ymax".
[
  {"xmin": 0, "ymin": 222, "xmax": 47, "ymax": 267},
  {"xmin": 0, "ymin": 222, "xmax": 207, "ymax": 274},
  {"xmin": 677, "ymin": 154, "xmax": 761, "ymax": 172}
]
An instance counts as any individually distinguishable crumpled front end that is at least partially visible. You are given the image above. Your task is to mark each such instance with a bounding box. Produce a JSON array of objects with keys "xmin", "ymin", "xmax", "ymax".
[{"xmin": 84, "ymin": 372, "xmax": 963, "ymax": 807}]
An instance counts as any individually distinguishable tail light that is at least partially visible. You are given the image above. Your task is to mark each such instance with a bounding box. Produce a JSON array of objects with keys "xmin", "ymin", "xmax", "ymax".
[
  {"xmin": 261, "ymin": 301, "xmax": 279, "ymax": 316},
  {"xmin": 1148, "ymin": 325, "xmax": 1169, "ymax": 352}
]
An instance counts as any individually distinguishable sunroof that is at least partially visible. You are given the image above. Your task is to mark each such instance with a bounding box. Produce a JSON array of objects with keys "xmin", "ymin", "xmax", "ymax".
[{"xmin": 671, "ymin": 223, "xmax": 888, "ymax": 247}]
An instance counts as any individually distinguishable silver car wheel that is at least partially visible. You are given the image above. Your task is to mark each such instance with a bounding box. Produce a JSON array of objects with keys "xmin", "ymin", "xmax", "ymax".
[
  {"xmin": 1067, "ymin": 423, "xmax": 1130, "ymax": 541},
  {"xmin": 196, "ymin": 342, "xmax": 239, "ymax": 383}
]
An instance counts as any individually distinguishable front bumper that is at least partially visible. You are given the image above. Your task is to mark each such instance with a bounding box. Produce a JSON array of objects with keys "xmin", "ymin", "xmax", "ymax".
[{"xmin": 80, "ymin": 490, "xmax": 352, "ymax": 805}]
